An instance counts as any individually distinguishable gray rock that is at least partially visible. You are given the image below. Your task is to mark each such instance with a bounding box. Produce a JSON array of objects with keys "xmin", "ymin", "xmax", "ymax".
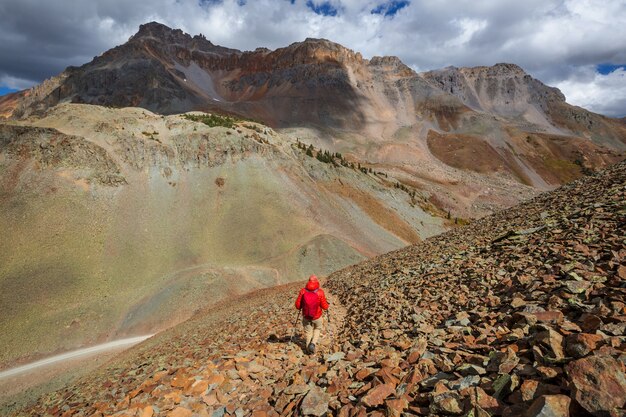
[{"xmin": 301, "ymin": 386, "xmax": 330, "ymax": 416}]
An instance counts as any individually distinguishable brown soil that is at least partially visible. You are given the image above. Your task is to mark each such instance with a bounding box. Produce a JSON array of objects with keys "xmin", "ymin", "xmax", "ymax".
[
  {"xmin": 426, "ymin": 130, "xmax": 508, "ymax": 174},
  {"xmin": 325, "ymin": 181, "xmax": 421, "ymax": 244},
  {"xmin": 509, "ymin": 129, "xmax": 625, "ymax": 185},
  {"xmin": 0, "ymin": 92, "xmax": 23, "ymax": 119}
]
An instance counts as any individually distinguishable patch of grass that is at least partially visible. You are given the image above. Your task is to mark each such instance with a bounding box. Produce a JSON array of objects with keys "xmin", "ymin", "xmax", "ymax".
[
  {"xmin": 141, "ymin": 131, "xmax": 160, "ymax": 142},
  {"xmin": 184, "ymin": 113, "xmax": 237, "ymax": 129},
  {"xmin": 542, "ymin": 157, "xmax": 581, "ymax": 183},
  {"xmin": 243, "ymin": 123, "xmax": 263, "ymax": 134}
]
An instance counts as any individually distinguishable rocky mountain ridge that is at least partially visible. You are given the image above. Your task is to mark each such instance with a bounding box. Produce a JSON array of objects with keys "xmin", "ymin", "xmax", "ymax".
[
  {"xmin": 9, "ymin": 158, "xmax": 625, "ymax": 417},
  {"xmin": 2, "ymin": 22, "xmax": 624, "ymax": 198}
]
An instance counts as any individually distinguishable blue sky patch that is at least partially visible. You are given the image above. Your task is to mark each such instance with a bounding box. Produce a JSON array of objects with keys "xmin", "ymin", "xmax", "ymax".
[
  {"xmin": 596, "ymin": 63, "xmax": 625, "ymax": 75},
  {"xmin": 306, "ymin": 1, "xmax": 339, "ymax": 16},
  {"xmin": 0, "ymin": 86, "xmax": 18, "ymax": 97},
  {"xmin": 198, "ymin": 0, "xmax": 224, "ymax": 7},
  {"xmin": 371, "ymin": 0, "xmax": 410, "ymax": 17}
]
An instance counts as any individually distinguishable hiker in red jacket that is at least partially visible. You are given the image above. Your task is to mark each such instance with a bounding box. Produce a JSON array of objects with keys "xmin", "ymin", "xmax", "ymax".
[{"xmin": 295, "ymin": 275, "xmax": 329, "ymax": 354}]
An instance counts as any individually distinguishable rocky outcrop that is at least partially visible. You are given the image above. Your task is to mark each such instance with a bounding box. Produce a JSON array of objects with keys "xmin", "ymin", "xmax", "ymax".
[
  {"xmin": 422, "ymin": 64, "xmax": 626, "ymax": 150},
  {"xmin": 423, "ymin": 63, "xmax": 565, "ymax": 116},
  {"xmin": 0, "ymin": 124, "xmax": 126, "ymax": 185}
]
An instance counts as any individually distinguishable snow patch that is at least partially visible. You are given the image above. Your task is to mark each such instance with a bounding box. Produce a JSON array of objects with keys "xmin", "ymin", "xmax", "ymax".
[{"xmin": 174, "ymin": 62, "xmax": 224, "ymax": 102}]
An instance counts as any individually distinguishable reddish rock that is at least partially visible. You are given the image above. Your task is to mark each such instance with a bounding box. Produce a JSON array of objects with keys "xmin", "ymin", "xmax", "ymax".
[
  {"xmin": 536, "ymin": 367, "xmax": 559, "ymax": 380},
  {"xmin": 361, "ymin": 383, "xmax": 396, "ymax": 407},
  {"xmin": 430, "ymin": 391, "xmax": 464, "ymax": 415},
  {"xmin": 488, "ymin": 348, "xmax": 519, "ymax": 374},
  {"xmin": 187, "ymin": 380, "xmax": 209, "ymax": 396},
  {"xmin": 579, "ymin": 314, "xmax": 603, "ymax": 332},
  {"xmin": 167, "ymin": 407, "xmax": 193, "ymax": 417},
  {"xmin": 385, "ymin": 398, "xmax": 408, "ymax": 417},
  {"xmin": 202, "ymin": 392, "xmax": 218, "ymax": 406},
  {"xmin": 376, "ymin": 367, "xmax": 400, "ymax": 385},
  {"xmin": 284, "ymin": 384, "xmax": 309, "ymax": 395},
  {"xmin": 533, "ymin": 326, "xmax": 565, "ymax": 360},
  {"xmin": 524, "ymin": 395, "xmax": 570, "ymax": 417},
  {"xmin": 337, "ymin": 404, "xmax": 351, "ymax": 417},
  {"xmin": 518, "ymin": 380, "xmax": 562, "ymax": 402},
  {"xmin": 407, "ymin": 338, "xmax": 428, "ymax": 364},
  {"xmin": 403, "ymin": 368, "xmax": 424, "ymax": 385},
  {"xmin": 532, "ymin": 311, "xmax": 564, "ymax": 325},
  {"xmin": 461, "ymin": 386, "xmax": 500, "ymax": 414},
  {"xmin": 355, "ymin": 368, "xmax": 375, "ymax": 381},
  {"xmin": 564, "ymin": 333, "xmax": 603, "ymax": 358},
  {"xmin": 511, "ymin": 297, "xmax": 526, "ymax": 308},
  {"xmin": 206, "ymin": 373, "xmax": 225, "ymax": 386},
  {"xmin": 141, "ymin": 406, "xmax": 154, "ymax": 417},
  {"xmin": 566, "ymin": 355, "xmax": 626, "ymax": 416}
]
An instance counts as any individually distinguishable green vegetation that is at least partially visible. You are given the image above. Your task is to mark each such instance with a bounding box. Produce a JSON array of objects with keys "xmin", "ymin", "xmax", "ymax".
[
  {"xmin": 395, "ymin": 181, "xmax": 416, "ymax": 198},
  {"xmin": 141, "ymin": 131, "xmax": 160, "ymax": 142},
  {"xmin": 574, "ymin": 159, "xmax": 594, "ymax": 176},
  {"xmin": 243, "ymin": 123, "xmax": 265, "ymax": 134},
  {"xmin": 184, "ymin": 113, "xmax": 237, "ymax": 129},
  {"xmin": 296, "ymin": 139, "xmax": 354, "ymax": 169},
  {"xmin": 295, "ymin": 139, "xmax": 393, "ymax": 180},
  {"xmin": 542, "ymin": 156, "xmax": 584, "ymax": 183}
]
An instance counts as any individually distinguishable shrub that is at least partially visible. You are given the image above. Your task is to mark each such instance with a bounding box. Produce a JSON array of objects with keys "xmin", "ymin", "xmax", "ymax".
[{"xmin": 184, "ymin": 113, "xmax": 236, "ymax": 129}]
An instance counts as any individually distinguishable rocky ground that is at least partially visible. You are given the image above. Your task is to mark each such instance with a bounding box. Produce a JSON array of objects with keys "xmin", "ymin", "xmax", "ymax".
[{"xmin": 8, "ymin": 162, "xmax": 626, "ymax": 417}]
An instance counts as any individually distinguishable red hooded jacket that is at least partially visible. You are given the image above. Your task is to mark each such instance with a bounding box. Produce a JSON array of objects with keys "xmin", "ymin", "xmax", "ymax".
[{"xmin": 295, "ymin": 275, "xmax": 329, "ymax": 320}]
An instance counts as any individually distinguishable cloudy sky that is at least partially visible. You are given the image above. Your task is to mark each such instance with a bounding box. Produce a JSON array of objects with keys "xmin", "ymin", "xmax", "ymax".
[{"xmin": 0, "ymin": 0, "xmax": 624, "ymax": 116}]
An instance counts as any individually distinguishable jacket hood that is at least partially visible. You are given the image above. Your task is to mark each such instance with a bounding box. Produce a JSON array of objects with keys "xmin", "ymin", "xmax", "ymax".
[{"xmin": 306, "ymin": 275, "xmax": 320, "ymax": 291}]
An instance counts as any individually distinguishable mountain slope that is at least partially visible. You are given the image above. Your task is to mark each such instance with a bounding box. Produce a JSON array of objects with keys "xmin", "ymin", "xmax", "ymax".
[
  {"xmin": 10, "ymin": 160, "xmax": 625, "ymax": 417},
  {"xmin": 423, "ymin": 64, "xmax": 626, "ymax": 150},
  {"xmin": 0, "ymin": 103, "xmax": 449, "ymax": 370}
]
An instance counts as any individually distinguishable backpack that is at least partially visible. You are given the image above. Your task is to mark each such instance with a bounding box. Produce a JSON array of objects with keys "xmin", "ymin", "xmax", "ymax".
[{"xmin": 302, "ymin": 289, "xmax": 320, "ymax": 320}]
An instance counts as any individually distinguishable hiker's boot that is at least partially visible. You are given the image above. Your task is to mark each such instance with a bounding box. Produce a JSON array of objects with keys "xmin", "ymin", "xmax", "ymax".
[{"xmin": 308, "ymin": 343, "xmax": 315, "ymax": 354}]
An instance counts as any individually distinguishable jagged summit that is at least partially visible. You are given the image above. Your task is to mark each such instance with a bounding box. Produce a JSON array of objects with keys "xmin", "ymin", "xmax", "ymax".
[
  {"xmin": 130, "ymin": 21, "xmax": 228, "ymax": 50},
  {"xmin": 422, "ymin": 62, "xmax": 566, "ymax": 116},
  {"xmin": 13, "ymin": 160, "xmax": 626, "ymax": 417},
  {"xmin": 132, "ymin": 21, "xmax": 186, "ymax": 39}
]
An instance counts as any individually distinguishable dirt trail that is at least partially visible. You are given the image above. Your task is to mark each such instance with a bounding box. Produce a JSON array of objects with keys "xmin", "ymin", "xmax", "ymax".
[
  {"xmin": 322, "ymin": 279, "xmax": 347, "ymax": 352},
  {"xmin": 0, "ymin": 335, "xmax": 153, "ymax": 380}
]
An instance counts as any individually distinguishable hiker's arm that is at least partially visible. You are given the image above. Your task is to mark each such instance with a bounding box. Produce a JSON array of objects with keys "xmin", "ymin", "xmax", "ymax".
[
  {"xmin": 295, "ymin": 289, "xmax": 304, "ymax": 310},
  {"xmin": 319, "ymin": 290, "xmax": 330, "ymax": 310}
]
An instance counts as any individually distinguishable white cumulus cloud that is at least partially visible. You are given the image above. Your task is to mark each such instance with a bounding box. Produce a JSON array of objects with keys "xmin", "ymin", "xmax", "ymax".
[{"xmin": 557, "ymin": 66, "xmax": 626, "ymax": 117}]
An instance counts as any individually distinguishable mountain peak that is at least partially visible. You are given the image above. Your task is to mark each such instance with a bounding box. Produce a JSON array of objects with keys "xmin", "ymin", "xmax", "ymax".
[
  {"xmin": 130, "ymin": 21, "xmax": 218, "ymax": 49},
  {"xmin": 423, "ymin": 62, "xmax": 567, "ymax": 115},
  {"xmin": 132, "ymin": 21, "xmax": 179, "ymax": 39}
]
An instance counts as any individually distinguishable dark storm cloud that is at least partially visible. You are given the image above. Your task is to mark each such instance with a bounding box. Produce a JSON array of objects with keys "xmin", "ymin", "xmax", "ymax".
[{"xmin": 0, "ymin": 0, "xmax": 624, "ymax": 116}]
